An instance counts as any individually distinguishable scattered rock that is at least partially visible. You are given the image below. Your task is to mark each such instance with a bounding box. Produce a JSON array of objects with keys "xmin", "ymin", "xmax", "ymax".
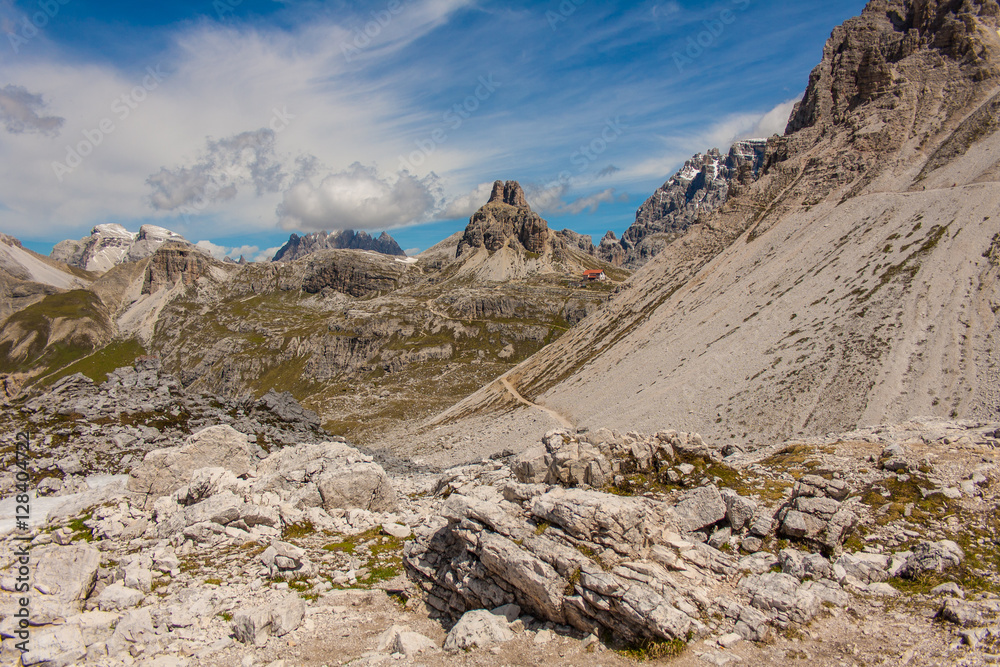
[{"xmin": 443, "ymin": 609, "xmax": 515, "ymax": 651}]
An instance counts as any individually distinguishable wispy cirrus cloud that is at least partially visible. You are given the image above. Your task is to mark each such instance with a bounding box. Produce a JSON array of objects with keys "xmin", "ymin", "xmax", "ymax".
[{"xmin": 556, "ymin": 188, "xmax": 628, "ymax": 215}]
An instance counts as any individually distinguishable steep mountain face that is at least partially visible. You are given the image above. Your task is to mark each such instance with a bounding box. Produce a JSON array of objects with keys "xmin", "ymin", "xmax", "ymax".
[
  {"xmin": 0, "ymin": 234, "xmax": 93, "ymax": 325},
  {"xmin": 141, "ymin": 243, "xmax": 216, "ymax": 295},
  {"xmin": 457, "ymin": 181, "xmax": 557, "ymax": 256},
  {"xmin": 431, "ymin": 0, "xmax": 1000, "ymax": 452},
  {"xmin": 599, "ymin": 140, "xmax": 768, "ymax": 270},
  {"xmin": 0, "ymin": 290, "xmax": 112, "ymax": 377},
  {"xmin": 450, "ymin": 180, "xmax": 618, "ymax": 284},
  {"xmin": 51, "ymin": 224, "xmax": 192, "ymax": 273},
  {"xmin": 272, "ymin": 230, "xmax": 406, "ymax": 262}
]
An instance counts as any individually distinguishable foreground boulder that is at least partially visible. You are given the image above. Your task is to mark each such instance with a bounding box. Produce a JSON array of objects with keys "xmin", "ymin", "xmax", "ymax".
[
  {"xmin": 902, "ymin": 541, "xmax": 965, "ymax": 578},
  {"xmin": 232, "ymin": 594, "xmax": 306, "ymax": 646},
  {"xmin": 31, "ymin": 544, "xmax": 102, "ymax": 621},
  {"xmin": 252, "ymin": 441, "xmax": 397, "ymax": 512},
  {"xmin": 407, "ymin": 489, "xmax": 715, "ymax": 644},
  {"xmin": 776, "ymin": 475, "xmax": 857, "ymax": 551},
  {"xmin": 128, "ymin": 425, "xmax": 254, "ymax": 508},
  {"xmin": 512, "ymin": 430, "xmax": 611, "ymax": 487},
  {"xmin": 444, "ymin": 609, "xmax": 515, "ymax": 651}
]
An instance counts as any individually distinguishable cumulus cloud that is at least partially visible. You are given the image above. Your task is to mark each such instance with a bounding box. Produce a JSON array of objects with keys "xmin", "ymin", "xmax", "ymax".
[
  {"xmin": 195, "ymin": 240, "xmax": 262, "ymax": 260},
  {"xmin": 0, "ymin": 85, "xmax": 64, "ymax": 136},
  {"xmin": 195, "ymin": 239, "xmax": 277, "ymax": 262},
  {"xmin": 277, "ymin": 163, "xmax": 440, "ymax": 231},
  {"xmin": 439, "ymin": 182, "xmax": 495, "ymax": 219},
  {"xmin": 147, "ymin": 129, "xmax": 285, "ymax": 211},
  {"xmin": 743, "ymin": 98, "xmax": 799, "ymax": 139},
  {"xmin": 255, "ymin": 247, "xmax": 281, "ymax": 262},
  {"xmin": 194, "ymin": 240, "xmax": 228, "ymax": 258},
  {"xmin": 524, "ymin": 181, "xmax": 570, "ymax": 213},
  {"xmin": 701, "ymin": 98, "xmax": 800, "ymax": 149}
]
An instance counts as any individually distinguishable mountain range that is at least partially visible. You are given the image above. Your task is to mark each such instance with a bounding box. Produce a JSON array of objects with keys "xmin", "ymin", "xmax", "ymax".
[
  {"xmin": 0, "ymin": 180, "xmax": 623, "ymax": 441},
  {"xmin": 8, "ymin": 0, "xmax": 1000, "ymax": 453},
  {"xmin": 4, "ymin": 2, "xmax": 1000, "ymax": 665}
]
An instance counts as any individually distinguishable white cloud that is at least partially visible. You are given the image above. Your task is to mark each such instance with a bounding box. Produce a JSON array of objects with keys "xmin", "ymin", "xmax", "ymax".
[
  {"xmin": 439, "ymin": 182, "xmax": 495, "ymax": 219},
  {"xmin": 277, "ymin": 163, "xmax": 440, "ymax": 231},
  {"xmin": 229, "ymin": 244, "xmax": 262, "ymax": 260},
  {"xmin": 147, "ymin": 129, "xmax": 285, "ymax": 211},
  {"xmin": 746, "ymin": 98, "xmax": 800, "ymax": 139},
  {"xmin": 194, "ymin": 240, "xmax": 264, "ymax": 261},
  {"xmin": 622, "ymin": 97, "xmax": 802, "ymax": 183},
  {"xmin": 557, "ymin": 188, "xmax": 623, "ymax": 215},
  {"xmin": 254, "ymin": 246, "xmax": 281, "ymax": 262},
  {"xmin": 0, "ymin": 85, "xmax": 64, "ymax": 136},
  {"xmin": 524, "ymin": 181, "xmax": 570, "ymax": 213},
  {"xmin": 0, "ymin": 0, "xmax": 474, "ymax": 242},
  {"xmin": 404, "ymin": 247, "xmax": 421, "ymax": 255},
  {"xmin": 194, "ymin": 240, "xmax": 229, "ymax": 259},
  {"xmin": 700, "ymin": 98, "xmax": 801, "ymax": 149}
]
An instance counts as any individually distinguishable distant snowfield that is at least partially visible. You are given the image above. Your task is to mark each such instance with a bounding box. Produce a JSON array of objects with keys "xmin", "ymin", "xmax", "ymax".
[
  {"xmin": 395, "ymin": 257, "xmax": 419, "ymax": 264},
  {"xmin": 0, "ymin": 475, "xmax": 128, "ymax": 534}
]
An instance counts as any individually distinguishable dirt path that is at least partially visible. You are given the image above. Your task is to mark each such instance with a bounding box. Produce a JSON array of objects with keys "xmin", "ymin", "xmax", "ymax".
[{"xmin": 501, "ymin": 375, "xmax": 574, "ymax": 429}]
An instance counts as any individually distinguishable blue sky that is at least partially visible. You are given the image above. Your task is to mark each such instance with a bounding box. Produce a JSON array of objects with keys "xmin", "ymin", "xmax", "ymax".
[{"xmin": 0, "ymin": 0, "xmax": 868, "ymax": 259}]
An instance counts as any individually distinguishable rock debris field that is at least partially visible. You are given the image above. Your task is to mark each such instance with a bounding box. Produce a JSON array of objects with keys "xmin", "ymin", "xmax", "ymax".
[{"xmin": 0, "ymin": 366, "xmax": 999, "ymax": 666}]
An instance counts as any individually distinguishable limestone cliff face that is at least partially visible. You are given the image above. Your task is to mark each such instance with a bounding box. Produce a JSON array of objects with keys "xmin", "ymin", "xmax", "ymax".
[
  {"xmin": 142, "ymin": 244, "xmax": 212, "ymax": 295},
  {"xmin": 457, "ymin": 181, "xmax": 562, "ymax": 257},
  {"xmin": 299, "ymin": 250, "xmax": 413, "ymax": 297},
  {"xmin": 788, "ymin": 0, "xmax": 1000, "ymax": 134}
]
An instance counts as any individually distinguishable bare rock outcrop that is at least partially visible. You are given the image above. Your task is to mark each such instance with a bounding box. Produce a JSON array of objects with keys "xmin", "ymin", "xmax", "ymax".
[
  {"xmin": 788, "ymin": 0, "xmax": 1000, "ymax": 134},
  {"xmin": 299, "ymin": 249, "xmax": 413, "ymax": 297},
  {"xmin": 457, "ymin": 181, "xmax": 562, "ymax": 257},
  {"xmin": 251, "ymin": 441, "xmax": 398, "ymax": 513},
  {"xmin": 599, "ymin": 140, "xmax": 768, "ymax": 269},
  {"xmin": 128, "ymin": 425, "xmax": 254, "ymax": 508},
  {"xmin": 141, "ymin": 242, "xmax": 214, "ymax": 294}
]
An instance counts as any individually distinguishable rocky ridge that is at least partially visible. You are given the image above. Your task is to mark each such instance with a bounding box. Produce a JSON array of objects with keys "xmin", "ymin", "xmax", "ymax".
[
  {"xmin": 272, "ymin": 230, "xmax": 406, "ymax": 263},
  {"xmin": 52, "ymin": 225, "xmax": 194, "ymax": 274},
  {"xmin": 0, "ymin": 235, "xmax": 93, "ymax": 326},
  {"xmin": 0, "ymin": 358, "xmax": 328, "ymax": 491},
  {"xmin": 599, "ymin": 140, "xmax": 768, "ymax": 270}
]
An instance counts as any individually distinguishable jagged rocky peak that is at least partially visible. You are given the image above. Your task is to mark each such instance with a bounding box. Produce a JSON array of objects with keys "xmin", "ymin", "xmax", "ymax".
[
  {"xmin": 456, "ymin": 180, "xmax": 559, "ymax": 257},
  {"xmin": 272, "ymin": 229, "xmax": 406, "ymax": 262},
  {"xmin": 555, "ymin": 228, "xmax": 596, "ymax": 255},
  {"xmin": 598, "ymin": 139, "xmax": 768, "ymax": 269},
  {"xmin": 487, "ymin": 179, "xmax": 531, "ymax": 209},
  {"xmin": 51, "ymin": 223, "xmax": 191, "ymax": 273}
]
